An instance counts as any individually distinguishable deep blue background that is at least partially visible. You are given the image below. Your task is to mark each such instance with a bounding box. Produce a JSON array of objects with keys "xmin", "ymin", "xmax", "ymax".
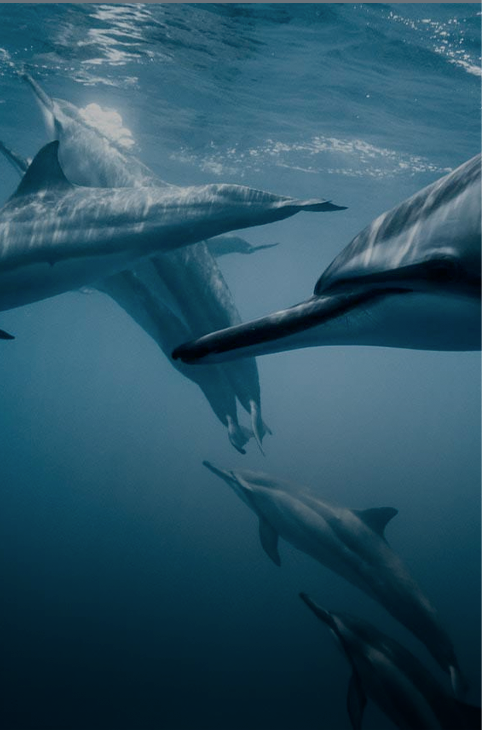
[{"xmin": 0, "ymin": 4, "xmax": 480, "ymax": 729}]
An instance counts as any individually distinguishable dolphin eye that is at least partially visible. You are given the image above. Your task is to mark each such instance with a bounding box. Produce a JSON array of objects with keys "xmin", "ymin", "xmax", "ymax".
[{"xmin": 426, "ymin": 257, "xmax": 459, "ymax": 283}]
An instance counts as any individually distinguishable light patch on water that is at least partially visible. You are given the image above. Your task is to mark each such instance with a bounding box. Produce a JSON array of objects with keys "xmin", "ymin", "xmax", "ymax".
[
  {"xmin": 78, "ymin": 103, "xmax": 135, "ymax": 148},
  {"xmin": 171, "ymin": 135, "xmax": 451, "ymax": 180},
  {"xmin": 387, "ymin": 9, "xmax": 481, "ymax": 78}
]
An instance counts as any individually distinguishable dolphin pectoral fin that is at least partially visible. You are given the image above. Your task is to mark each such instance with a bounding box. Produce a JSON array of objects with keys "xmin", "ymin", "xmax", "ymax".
[
  {"xmin": 259, "ymin": 517, "xmax": 281, "ymax": 566},
  {"xmin": 347, "ymin": 671, "xmax": 367, "ymax": 730},
  {"xmin": 352, "ymin": 507, "xmax": 398, "ymax": 540},
  {"xmin": 0, "ymin": 328, "xmax": 15, "ymax": 340},
  {"xmin": 450, "ymin": 663, "xmax": 469, "ymax": 699}
]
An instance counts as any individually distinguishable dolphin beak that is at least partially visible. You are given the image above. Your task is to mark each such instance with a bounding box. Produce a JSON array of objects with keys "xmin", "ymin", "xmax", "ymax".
[
  {"xmin": 203, "ymin": 460, "xmax": 234, "ymax": 481},
  {"xmin": 299, "ymin": 593, "xmax": 336, "ymax": 629},
  {"xmin": 172, "ymin": 290, "xmax": 390, "ymax": 364}
]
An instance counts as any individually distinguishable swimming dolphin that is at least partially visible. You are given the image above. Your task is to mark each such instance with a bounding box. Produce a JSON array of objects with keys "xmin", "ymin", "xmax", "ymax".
[
  {"xmin": 97, "ymin": 270, "xmax": 253, "ymax": 453},
  {"xmin": 173, "ymin": 155, "xmax": 481, "ymax": 363},
  {"xmin": 20, "ymin": 74, "xmax": 309, "ymax": 448},
  {"xmin": 0, "ymin": 139, "xmax": 340, "ymax": 316},
  {"xmin": 206, "ymin": 234, "xmax": 280, "ymax": 257},
  {"xmin": 300, "ymin": 594, "xmax": 481, "ymax": 730},
  {"xmin": 0, "ymin": 135, "xmax": 261, "ymax": 453},
  {"xmin": 203, "ymin": 462, "xmax": 466, "ymax": 697}
]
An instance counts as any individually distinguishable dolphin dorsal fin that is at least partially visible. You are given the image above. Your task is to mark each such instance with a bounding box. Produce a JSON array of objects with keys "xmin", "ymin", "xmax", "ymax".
[
  {"xmin": 12, "ymin": 141, "xmax": 72, "ymax": 198},
  {"xmin": 347, "ymin": 671, "xmax": 367, "ymax": 730},
  {"xmin": 259, "ymin": 517, "xmax": 281, "ymax": 566},
  {"xmin": 353, "ymin": 507, "xmax": 398, "ymax": 538}
]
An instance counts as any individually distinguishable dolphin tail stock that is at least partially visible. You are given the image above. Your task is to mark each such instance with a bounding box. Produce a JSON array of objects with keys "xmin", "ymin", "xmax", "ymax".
[{"xmin": 0, "ymin": 328, "xmax": 15, "ymax": 340}]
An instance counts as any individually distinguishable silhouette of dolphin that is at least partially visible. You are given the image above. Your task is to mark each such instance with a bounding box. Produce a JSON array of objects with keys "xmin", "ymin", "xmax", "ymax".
[
  {"xmin": 173, "ymin": 155, "xmax": 481, "ymax": 363},
  {"xmin": 203, "ymin": 462, "xmax": 467, "ymax": 697},
  {"xmin": 300, "ymin": 594, "xmax": 481, "ymax": 730}
]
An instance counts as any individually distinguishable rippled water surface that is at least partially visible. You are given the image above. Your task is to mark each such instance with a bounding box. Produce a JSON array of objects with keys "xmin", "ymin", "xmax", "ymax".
[{"xmin": 0, "ymin": 4, "xmax": 480, "ymax": 730}]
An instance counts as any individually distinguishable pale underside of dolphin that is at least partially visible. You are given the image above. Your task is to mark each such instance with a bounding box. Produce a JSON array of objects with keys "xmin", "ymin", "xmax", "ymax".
[
  {"xmin": 203, "ymin": 462, "xmax": 466, "ymax": 697},
  {"xmin": 19, "ymin": 74, "xmax": 302, "ymax": 449},
  {"xmin": 173, "ymin": 154, "xmax": 481, "ymax": 363},
  {"xmin": 300, "ymin": 595, "xmax": 481, "ymax": 730}
]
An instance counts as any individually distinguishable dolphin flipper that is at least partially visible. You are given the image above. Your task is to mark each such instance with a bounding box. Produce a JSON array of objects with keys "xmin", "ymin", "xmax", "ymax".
[
  {"xmin": 259, "ymin": 517, "xmax": 281, "ymax": 566},
  {"xmin": 0, "ymin": 328, "xmax": 15, "ymax": 340},
  {"xmin": 347, "ymin": 672, "xmax": 367, "ymax": 730}
]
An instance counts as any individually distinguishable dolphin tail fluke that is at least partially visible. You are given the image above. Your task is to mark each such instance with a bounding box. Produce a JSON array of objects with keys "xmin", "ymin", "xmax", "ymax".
[
  {"xmin": 226, "ymin": 416, "xmax": 253, "ymax": 455},
  {"xmin": 0, "ymin": 328, "xmax": 15, "ymax": 340},
  {"xmin": 450, "ymin": 663, "xmax": 469, "ymax": 699},
  {"xmin": 248, "ymin": 242, "xmax": 280, "ymax": 254},
  {"xmin": 249, "ymin": 400, "xmax": 271, "ymax": 455},
  {"xmin": 293, "ymin": 199, "xmax": 347, "ymax": 213}
]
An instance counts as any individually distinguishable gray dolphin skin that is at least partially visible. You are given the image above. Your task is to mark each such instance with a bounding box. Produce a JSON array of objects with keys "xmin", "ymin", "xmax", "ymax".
[
  {"xmin": 173, "ymin": 155, "xmax": 481, "ymax": 363},
  {"xmin": 0, "ymin": 141, "xmax": 339, "ymax": 313},
  {"xmin": 17, "ymin": 73, "xmax": 323, "ymax": 449},
  {"xmin": 300, "ymin": 595, "xmax": 481, "ymax": 730},
  {"xmin": 203, "ymin": 462, "xmax": 466, "ymax": 697}
]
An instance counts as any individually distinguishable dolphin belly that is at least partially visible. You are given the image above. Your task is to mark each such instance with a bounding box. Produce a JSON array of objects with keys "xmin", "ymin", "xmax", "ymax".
[{"xmin": 0, "ymin": 252, "xmax": 136, "ymax": 311}]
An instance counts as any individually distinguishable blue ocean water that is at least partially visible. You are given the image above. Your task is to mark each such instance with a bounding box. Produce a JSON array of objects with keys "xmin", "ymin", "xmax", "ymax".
[{"xmin": 0, "ymin": 4, "xmax": 480, "ymax": 729}]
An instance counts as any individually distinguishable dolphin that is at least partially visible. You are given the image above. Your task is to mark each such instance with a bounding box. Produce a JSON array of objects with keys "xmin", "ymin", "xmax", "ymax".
[
  {"xmin": 0, "ymin": 139, "xmax": 341, "ymax": 316},
  {"xmin": 20, "ymin": 74, "xmax": 321, "ymax": 447},
  {"xmin": 300, "ymin": 594, "xmax": 481, "ymax": 730},
  {"xmin": 173, "ymin": 155, "xmax": 481, "ymax": 363},
  {"xmin": 206, "ymin": 234, "xmax": 280, "ymax": 257},
  {"xmin": 203, "ymin": 462, "xmax": 466, "ymax": 697},
  {"xmin": 97, "ymin": 271, "xmax": 253, "ymax": 453},
  {"xmin": 0, "ymin": 134, "xmax": 259, "ymax": 451}
]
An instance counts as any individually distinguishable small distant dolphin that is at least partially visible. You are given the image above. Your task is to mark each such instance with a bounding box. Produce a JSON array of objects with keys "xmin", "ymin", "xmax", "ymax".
[
  {"xmin": 206, "ymin": 234, "xmax": 280, "ymax": 257},
  {"xmin": 300, "ymin": 594, "xmax": 481, "ymax": 730},
  {"xmin": 0, "ymin": 140, "xmax": 342, "ymax": 325},
  {"xmin": 173, "ymin": 155, "xmax": 481, "ymax": 363},
  {"xmin": 203, "ymin": 462, "xmax": 466, "ymax": 697}
]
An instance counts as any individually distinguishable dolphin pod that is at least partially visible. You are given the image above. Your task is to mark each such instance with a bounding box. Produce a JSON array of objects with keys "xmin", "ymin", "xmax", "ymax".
[
  {"xmin": 300, "ymin": 595, "xmax": 481, "ymax": 730},
  {"xmin": 202, "ymin": 462, "xmax": 467, "ymax": 697},
  {"xmin": 173, "ymin": 155, "xmax": 482, "ymax": 363},
  {"xmin": 13, "ymin": 73, "xmax": 319, "ymax": 450}
]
